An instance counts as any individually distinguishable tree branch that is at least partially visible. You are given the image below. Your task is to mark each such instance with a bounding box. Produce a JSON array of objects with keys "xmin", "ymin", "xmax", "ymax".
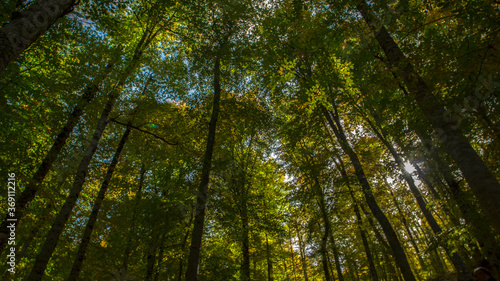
[{"xmin": 109, "ymin": 118, "xmax": 178, "ymax": 145}]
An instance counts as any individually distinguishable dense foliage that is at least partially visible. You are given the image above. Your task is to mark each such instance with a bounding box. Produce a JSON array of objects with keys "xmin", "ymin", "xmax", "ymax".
[{"xmin": 0, "ymin": 0, "xmax": 499, "ymax": 280}]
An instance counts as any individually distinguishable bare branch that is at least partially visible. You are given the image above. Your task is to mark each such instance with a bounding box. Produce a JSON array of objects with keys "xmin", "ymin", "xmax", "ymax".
[{"xmin": 109, "ymin": 118, "xmax": 178, "ymax": 145}]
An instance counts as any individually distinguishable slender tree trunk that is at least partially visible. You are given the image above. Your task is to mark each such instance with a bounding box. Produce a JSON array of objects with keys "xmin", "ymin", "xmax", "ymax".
[
  {"xmin": 154, "ymin": 238, "xmax": 167, "ymax": 281},
  {"xmin": 381, "ymin": 251, "xmax": 399, "ymax": 281},
  {"xmin": 177, "ymin": 212, "xmax": 194, "ymax": 281},
  {"xmin": 387, "ymin": 188, "xmax": 426, "ymax": 273},
  {"xmin": 280, "ymin": 242, "xmax": 288, "ymax": 276},
  {"xmin": 0, "ymin": 63, "xmax": 113, "ymax": 252},
  {"xmin": 288, "ymin": 230, "xmax": 298, "ymax": 281},
  {"xmin": 241, "ymin": 198, "xmax": 250, "ymax": 281},
  {"xmin": 26, "ymin": 90, "xmax": 120, "ymax": 281},
  {"xmin": 0, "ymin": 0, "xmax": 77, "ymax": 72},
  {"xmin": 301, "ymin": 148, "xmax": 344, "ymax": 281},
  {"xmin": 339, "ymin": 158, "xmax": 379, "ymax": 281},
  {"xmin": 329, "ymin": 231, "xmax": 344, "ymax": 281},
  {"xmin": 120, "ymin": 164, "xmax": 146, "ymax": 279},
  {"xmin": 320, "ymin": 227, "xmax": 333, "ymax": 281},
  {"xmin": 364, "ymin": 113, "xmax": 470, "ymax": 276},
  {"xmin": 357, "ymin": 0, "xmax": 500, "ymax": 235},
  {"xmin": 412, "ymin": 162, "xmax": 441, "ymax": 200},
  {"xmin": 145, "ymin": 233, "xmax": 161, "ymax": 281},
  {"xmin": 296, "ymin": 230, "xmax": 308, "ymax": 281},
  {"xmin": 27, "ymin": 23, "xmax": 153, "ymax": 280},
  {"xmin": 327, "ymin": 254, "xmax": 336, "ymax": 281},
  {"xmin": 185, "ymin": 55, "xmax": 222, "ymax": 281},
  {"xmin": 66, "ymin": 126, "xmax": 131, "ymax": 281},
  {"xmin": 321, "ymin": 104, "xmax": 416, "ymax": 281},
  {"xmin": 266, "ymin": 233, "xmax": 273, "ymax": 281}
]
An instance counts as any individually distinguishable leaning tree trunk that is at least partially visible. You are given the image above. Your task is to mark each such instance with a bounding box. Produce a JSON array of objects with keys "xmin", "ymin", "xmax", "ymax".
[
  {"xmin": 185, "ymin": 54, "xmax": 222, "ymax": 281},
  {"xmin": 414, "ymin": 126, "xmax": 499, "ymax": 261},
  {"xmin": 0, "ymin": 0, "xmax": 77, "ymax": 72},
  {"xmin": 300, "ymin": 147, "xmax": 344, "ymax": 281},
  {"xmin": 176, "ymin": 212, "xmax": 194, "ymax": 281},
  {"xmin": 362, "ymin": 111, "xmax": 470, "ymax": 277},
  {"xmin": 336, "ymin": 157, "xmax": 379, "ymax": 281},
  {"xmin": 318, "ymin": 188, "xmax": 344, "ymax": 281},
  {"xmin": 26, "ymin": 91, "xmax": 120, "ymax": 281},
  {"xmin": 387, "ymin": 188, "xmax": 427, "ymax": 272},
  {"xmin": 66, "ymin": 125, "xmax": 132, "ymax": 281},
  {"xmin": 0, "ymin": 62, "xmax": 114, "ymax": 253},
  {"xmin": 357, "ymin": 0, "xmax": 500, "ymax": 235},
  {"xmin": 26, "ymin": 25, "xmax": 153, "ymax": 280},
  {"xmin": 321, "ymin": 104, "xmax": 417, "ymax": 281}
]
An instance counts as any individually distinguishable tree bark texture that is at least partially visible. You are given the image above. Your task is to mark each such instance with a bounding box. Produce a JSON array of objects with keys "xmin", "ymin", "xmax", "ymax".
[{"xmin": 0, "ymin": 0, "xmax": 76, "ymax": 72}]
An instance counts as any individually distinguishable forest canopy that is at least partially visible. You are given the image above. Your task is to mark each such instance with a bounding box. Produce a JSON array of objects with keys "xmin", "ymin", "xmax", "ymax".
[{"xmin": 0, "ymin": 0, "xmax": 499, "ymax": 280}]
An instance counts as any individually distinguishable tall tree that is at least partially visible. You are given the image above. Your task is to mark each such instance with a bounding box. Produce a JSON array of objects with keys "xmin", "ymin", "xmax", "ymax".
[
  {"xmin": 67, "ymin": 124, "xmax": 132, "ymax": 281},
  {"xmin": 356, "ymin": 0, "xmax": 500, "ymax": 235},
  {"xmin": 26, "ymin": 23, "xmax": 158, "ymax": 279},
  {"xmin": 0, "ymin": 61, "xmax": 115, "ymax": 253},
  {"xmin": 322, "ymin": 103, "xmax": 417, "ymax": 281},
  {"xmin": 185, "ymin": 47, "xmax": 224, "ymax": 281}
]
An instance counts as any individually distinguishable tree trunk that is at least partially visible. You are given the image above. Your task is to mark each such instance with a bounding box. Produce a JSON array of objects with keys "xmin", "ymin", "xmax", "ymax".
[
  {"xmin": 329, "ymin": 230, "xmax": 344, "ymax": 281},
  {"xmin": 288, "ymin": 230, "xmax": 298, "ymax": 281},
  {"xmin": 266, "ymin": 233, "xmax": 273, "ymax": 281},
  {"xmin": 124, "ymin": 171, "xmax": 145, "ymax": 271},
  {"xmin": 357, "ymin": 0, "xmax": 500, "ymax": 235},
  {"xmin": 185, "ymin": 55, "xmax": 222, "ymax": 281},
  {"xmin": 66, "ymin": 125, "xmax": 131, "ymax": 281},
  {"xmin": 177, "ymin": 212, "xmax": 194, "ymax": 281},
  {"xmin": 26, "ymin": 24, "xmax": 152, "ymax": 280},
  {"xmin": 0, "ymin": 0, "xmax": 77, "ymax": 72},
  {"xmin": 120, "ymin": 164, "xmax": 146, "ymax": 279},
  {"xmin": 154, "ymin": 239, "xmax": 166, "ymax": 281},
  {"xmin": 321, "ymin": 104, "xmax": 417, "ymax": 281},
  {"xmin": 388, "ymin": 188, "xmax": 426, "ymax": 273},
  {"xmin": 296, "ymin": 230, "xmax": 308, "ymax": 281},
  {"xmin": 363, "ymin": 112, "xmax": 470, "ymax": 276},
  {"xmin": 241, "ymin": 200, "xmax": 251, "ymax": 281},
  {"xmin": 338, "ymin": 158, "xmax": 379, "ymax": 281},
  {"xmin": 26, "ymin": 90, "xmax": 119, "ymax": 281},
  {"xmin": 145, "ymin": 233, "xmax": 161, "ymax": 281},
  {"xmin": 320, "ymin": 227, "xmax": 333, "ymax": 281},
  {"xmin": 301, "ymin": 147, "xmax": 343, "ymax": 281},
  {"xmin": 382, "ymin": 251, "xmax": 399, "ymax": 281},
  {"xmin": 0, "ymin": 62, "xmax": 114, "ymax": 252}
]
